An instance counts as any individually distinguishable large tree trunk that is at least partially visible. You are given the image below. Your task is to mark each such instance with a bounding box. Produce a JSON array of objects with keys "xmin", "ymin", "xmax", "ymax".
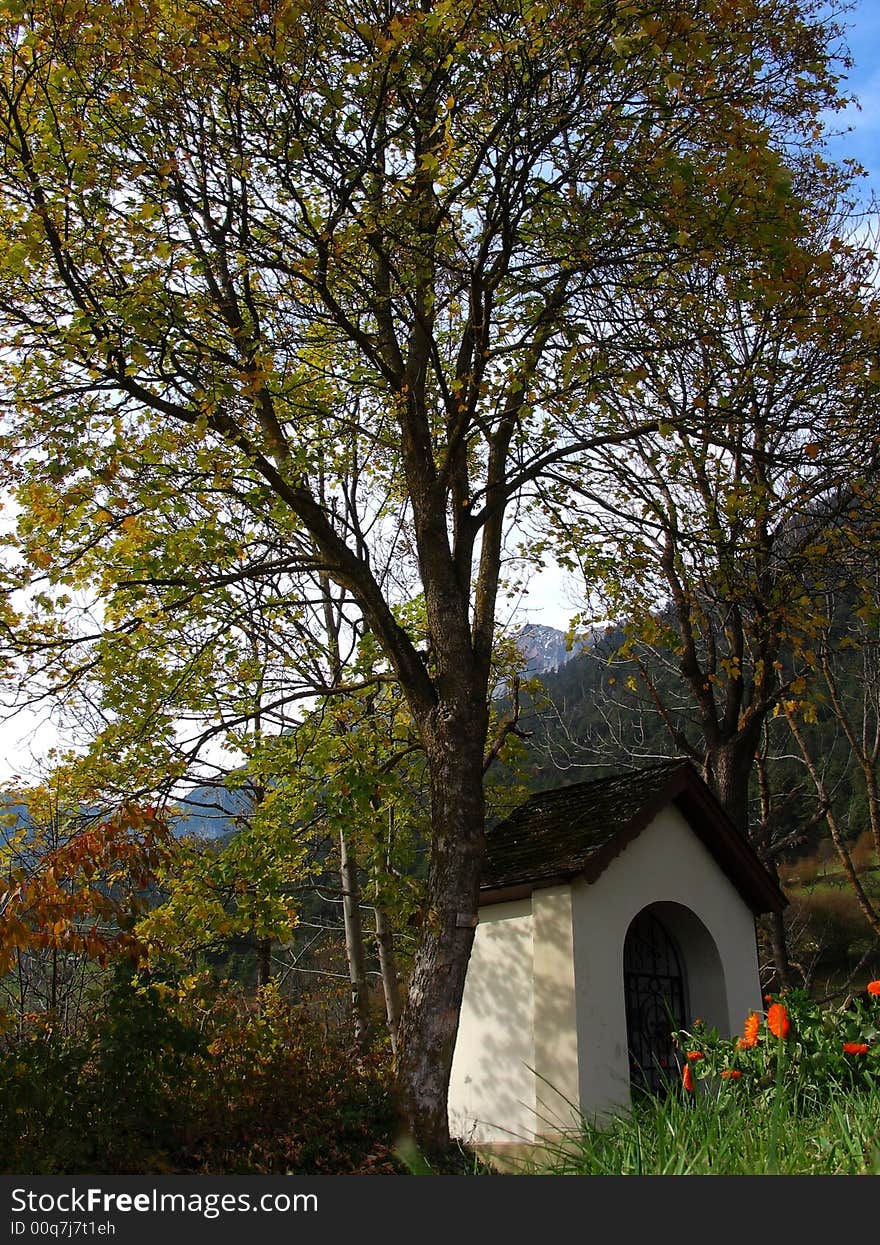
[
  {"xmin": 393, "ymin": 709, "xmax": 487, "ymax": 1156},
  {"xmin": 704, "ymin": 738, "xmax": 756, "ymax": 835},
  {"xmin": 705, "ymin": 733, "xmax": 794, "ymax": 986}
]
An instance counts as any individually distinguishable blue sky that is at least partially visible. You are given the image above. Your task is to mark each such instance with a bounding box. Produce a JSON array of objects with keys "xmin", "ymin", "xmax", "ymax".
[{"xmin": 825, "ymin": 0, "xmax": 880, "ymax": 190}]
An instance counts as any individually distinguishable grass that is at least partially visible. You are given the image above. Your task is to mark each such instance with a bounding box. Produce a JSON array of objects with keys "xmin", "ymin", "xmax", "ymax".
[{"xmin": 513, "ymin": 1082, "xmax": 880, "ymax": 1175}]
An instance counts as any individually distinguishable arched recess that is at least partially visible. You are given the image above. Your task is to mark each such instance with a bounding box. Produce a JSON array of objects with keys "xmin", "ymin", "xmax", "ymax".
[{"xmin": 623, "ymin": 902, "xmax": 729, "ymax": 1096}]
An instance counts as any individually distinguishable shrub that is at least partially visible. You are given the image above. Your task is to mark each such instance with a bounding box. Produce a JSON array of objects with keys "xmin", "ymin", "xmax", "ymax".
[
  {"xmin": 0, "ymin": 1023, "xmax": 89, "ymax": 1173},
  {"xmin": 676, "ymin": 983, "xmax": 880, "ymax": 1108},
  {"xmin": 0, "ymin": 971, "xmax": 399, "ymax": 1175}
]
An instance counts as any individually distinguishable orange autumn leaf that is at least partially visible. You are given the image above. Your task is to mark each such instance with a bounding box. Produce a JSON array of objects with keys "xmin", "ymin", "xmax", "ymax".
[
  {"xmin": 0, "ymin": 804, "xmax": 171, "ymax": 973},
  {"xmin": 767, "ymin": 1002, "xmax": 790, "ymax": 1040}
]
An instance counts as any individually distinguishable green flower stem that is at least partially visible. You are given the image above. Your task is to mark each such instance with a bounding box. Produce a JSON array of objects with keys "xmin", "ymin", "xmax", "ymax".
[{"xmin": 767, "ymin": 1034, "xmax": 788, "ymax": 1173}]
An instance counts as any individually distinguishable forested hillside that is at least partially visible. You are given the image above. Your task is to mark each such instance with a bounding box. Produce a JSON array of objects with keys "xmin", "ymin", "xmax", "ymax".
[{"xmin": 510, "ymin": 621, "xmax": 880, "ymax": 990}]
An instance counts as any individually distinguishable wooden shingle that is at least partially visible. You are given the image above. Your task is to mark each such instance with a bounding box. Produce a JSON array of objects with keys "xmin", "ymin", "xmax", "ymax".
[{"xmin": 481, "ymin": 759, "xmax": 786, "ymax": 914}]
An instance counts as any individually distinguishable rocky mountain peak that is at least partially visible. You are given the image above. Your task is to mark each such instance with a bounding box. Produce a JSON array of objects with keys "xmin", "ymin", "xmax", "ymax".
[{"xmin": 515, "ymin": 624, "xmax": 573, "ymax": 676}]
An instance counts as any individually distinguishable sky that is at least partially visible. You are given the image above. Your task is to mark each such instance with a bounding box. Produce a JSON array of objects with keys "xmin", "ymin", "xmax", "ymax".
[
  {"xmin": 2, "ymin": 4, "xmax": 879, "ymax": 783},
  {"xmin": 827, "ymin": 0, "xmax": 880, "ymax": 185}
]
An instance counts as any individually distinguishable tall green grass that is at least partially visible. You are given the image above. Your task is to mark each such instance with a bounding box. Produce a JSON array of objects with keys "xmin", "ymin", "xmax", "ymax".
[{"xmin": 521, "ymin": 1083, "xmax": 880, "ymax": 1175}]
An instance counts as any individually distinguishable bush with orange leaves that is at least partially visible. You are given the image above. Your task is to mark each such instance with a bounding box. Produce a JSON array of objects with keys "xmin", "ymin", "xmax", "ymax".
[
  {"xmin": 676, "ymin": 984, "xmax": 880, "ymax": 1104},
  {"xmin": 0, "ymin": 805, "xmax": 171, "ymax": 978}
]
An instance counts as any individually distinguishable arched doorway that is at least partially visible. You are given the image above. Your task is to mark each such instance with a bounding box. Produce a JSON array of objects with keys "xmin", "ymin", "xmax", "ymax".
[{"xmin": 623, "ymin": 908, "xmax": 688, "ymax": 1095}]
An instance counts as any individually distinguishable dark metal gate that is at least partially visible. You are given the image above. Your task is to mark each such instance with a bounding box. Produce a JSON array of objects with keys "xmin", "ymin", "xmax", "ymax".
[{"xmin": 624, "ymin": 909, "xmax": 687, "ymax": 1096}]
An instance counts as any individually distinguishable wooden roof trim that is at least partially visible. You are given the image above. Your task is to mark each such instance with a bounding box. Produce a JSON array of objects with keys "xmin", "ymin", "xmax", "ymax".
[
  {"xmin": 478, "ymin": 876, "xmax": 570, "ymax": 906},
  {"xmin": 671, "ymin": 779, "xmax": 787, "ymax": 915}
]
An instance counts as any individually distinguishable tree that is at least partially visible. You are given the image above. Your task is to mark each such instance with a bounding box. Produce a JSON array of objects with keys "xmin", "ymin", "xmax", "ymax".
[
  {"xmin": 0, "ymin": 0, "xmax": 855, "ymax": 1150},
  {"xmin": 0, "ymin": 785, "xmax": 170, "ymax": 1034},
  {"xmin": 562, "ymin": 221, "xmax": 875, "ymax": 802},
  {"xmin": 548, "ymin": 215, "xmax": 879, "ymax": 984},
  {"xmin": 781, "ymin": 556, "xmax": 880, "ymax": 948}
]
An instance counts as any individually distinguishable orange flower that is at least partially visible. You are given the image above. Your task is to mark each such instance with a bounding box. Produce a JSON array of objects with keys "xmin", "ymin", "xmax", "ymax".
[
  {"xmin": 686, "ymin": 1051, "xmax": 704, "ymax": 1061},
  {"xmin": 767, "ymin": 1002, "xmax": 790, "ymax": 1040},
  {"xmin": 764, "ymin": 994, "xmax": 773, "ymax": 1003},
  {"xmin": 843, "ymin": 1042, "xmax": 869, "ymax": 1055},
  {"xmin": 721, "ymin": 1069, "xmax": 742, "ymax": 1079},
  {"xmin": 682, "ymin": 1064, "xmax": 694, "ymax": 1092},
  {"xmin": 738, "ymin": 1011, "xmax": 760, "ymax": 1049},
  {"xmin": 867, "ymin": 981, "xmax": 880, "ymax": 997}
]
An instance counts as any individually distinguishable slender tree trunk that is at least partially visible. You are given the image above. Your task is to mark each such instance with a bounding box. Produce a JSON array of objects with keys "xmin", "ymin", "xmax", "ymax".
[
  {"xmin": 15, "ymin": 948, "xmax": 26, "ymax": 1037},
  {"xmin": 753, "ymin": 745, "xmax": 793, "ymax": 987},
  {"xmin": 257, "ymin": 937, "xmax": 272, "ymax": 988},
  {"xmin": 369, "ymin": 803, "xmax": 403, "ymax": 1053},
  {"xmin": 766, "ymin": 907, "xmax": 794, "ymax": 990},
  {"xmin": 339, "ymin": 827, "xmax": 371, "ymax": 1052},
  {"xmin": 763, "ymin": 850, "xmax": 794, "ymax": 990},
  {"xmin": 785, "ymin": 705, "xmax": 880, "ymax": 939},
  {"xmin": 374, "ymin": 889, "xmax": 402, "ymax": 1055}
]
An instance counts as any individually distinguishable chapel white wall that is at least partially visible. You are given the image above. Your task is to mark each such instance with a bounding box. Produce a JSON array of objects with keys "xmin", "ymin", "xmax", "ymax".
[
  {"xmin": 447, "ymin": 898, "xmax": 536, "ymax": 1145},
  {"xmin": 531, "ymin": 886, "xmax": 580, "ymax": 1135},
  {"xmin": 449, "ymin": 802, "xmax": 766, "ymax": 1143},
  {"xmin": 570, "ymin": 803, "xmax": 764, "ymax": 1120}
]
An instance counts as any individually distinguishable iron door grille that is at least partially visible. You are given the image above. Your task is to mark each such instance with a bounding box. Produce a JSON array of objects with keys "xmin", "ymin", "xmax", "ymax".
[{"xmin": 624, "ymin": 910, "xmax": 688, "ymax": 1096}]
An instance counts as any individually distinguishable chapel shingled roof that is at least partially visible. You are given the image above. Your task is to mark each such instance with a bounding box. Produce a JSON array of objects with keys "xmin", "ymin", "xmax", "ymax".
[{"xmin": 481, "ymin": 758, "xmax": 786, "ymax": 914}]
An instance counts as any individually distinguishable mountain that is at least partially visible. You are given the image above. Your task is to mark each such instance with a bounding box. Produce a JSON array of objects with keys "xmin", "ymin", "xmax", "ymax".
[
  {"xmin": 170, "ymin": 784, "xmax": 252, "ymax": 841},
  {"xmin": 515, "ymin": 624, "xmax": 582, "ymax": 676},
  {"xmin": 0, "ymin": 787, "xmax": 239, "ymax": 845}
]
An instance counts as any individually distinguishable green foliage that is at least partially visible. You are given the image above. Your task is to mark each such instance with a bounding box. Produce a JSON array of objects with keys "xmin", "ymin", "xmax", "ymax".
[
  {"xmin": 504, "ymin": 988, "xmax": 880, "ymax": 1176},
  {"xmin": 677, "ymin": 987, "xmax": 880, "ymax": 1106},
  {"xmin": 0, "ymin": 1025, "xmax": 89, "ymax": 1175},
  {"xmin": 138, "ymin": 813, "xmax": 308, "ymax": 970},
  {"xmin": 0, "ymin": 971, "xmax": 399, "ymax": 1175},
  {"xmin": 527, "ymin": 1080, "xmax": 880, "ymax": 1175},
  {"xmin": 0, "ymin": 966, "xmax": 203, "ymax": 1174},
  {"xmin": 170, "ymin": 977, "xmax": 400, "ymax": 1174},
  {"xmin": 85, "ymin": 967, "xmax": 207, "ymax": 1172}
]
